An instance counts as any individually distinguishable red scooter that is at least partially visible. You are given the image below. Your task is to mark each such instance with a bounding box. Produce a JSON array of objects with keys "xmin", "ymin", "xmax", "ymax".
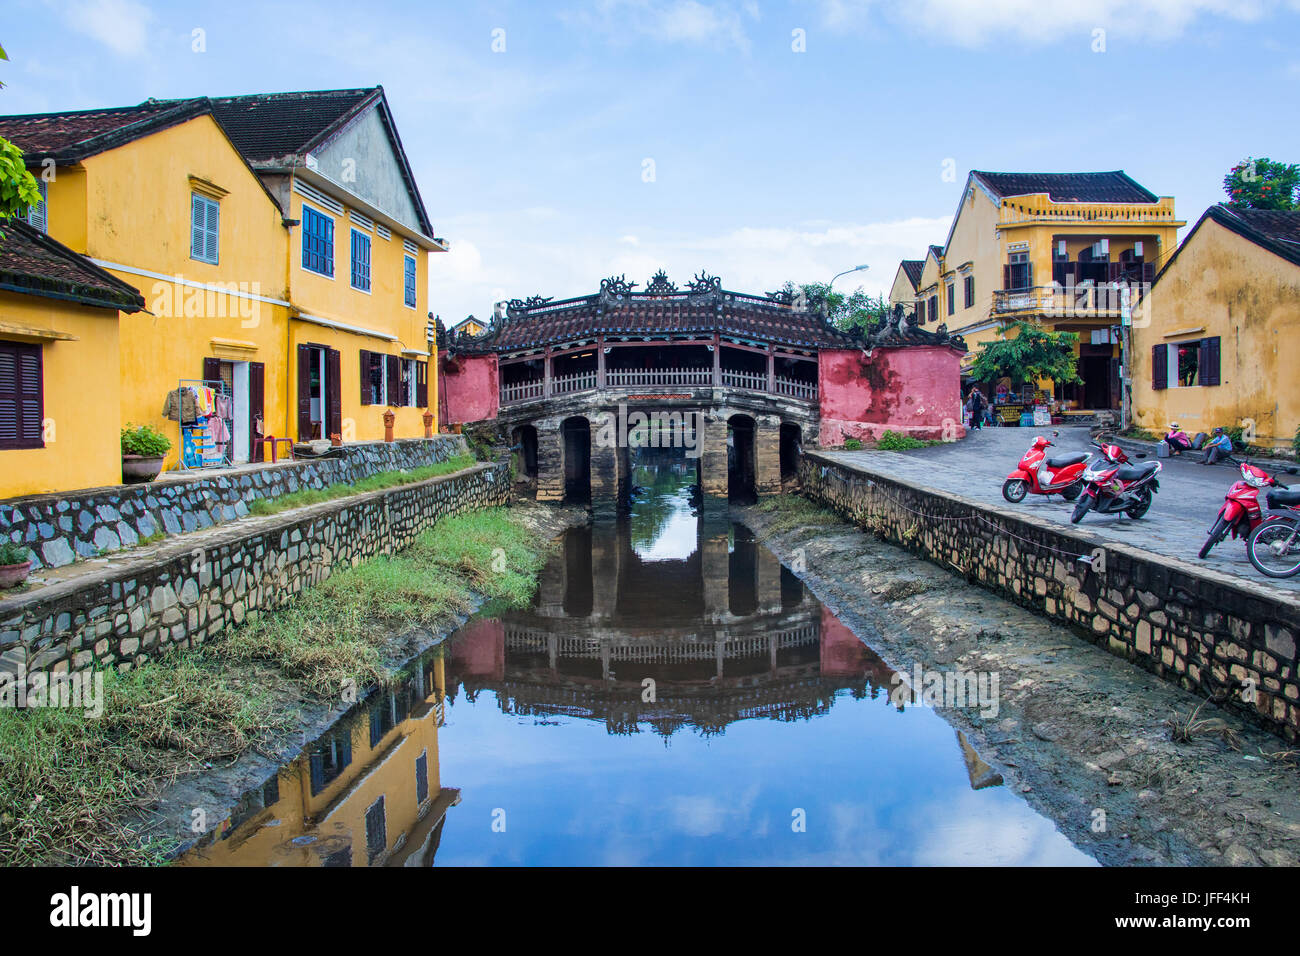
[
  {"xmin": 1070, "ymin": 439, "xmax": 1162, "ymax": 523},
  {"xmin": 1001, "ymin": 431, "xmax": 1089, "ymax": 503},
  {"xmin": 1198, "ymin": 458, "xmax": 1290, "ymax": 559}
]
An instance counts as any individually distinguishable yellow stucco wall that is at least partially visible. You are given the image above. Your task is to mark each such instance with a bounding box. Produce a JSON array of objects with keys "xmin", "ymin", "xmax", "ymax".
[
  {"xmin": 0, "ymin": 292, "xmax": 123, "ymax": 497},
  {"xmin": 1133, "ymin": 218, "xmax": 1300, "ymax": 447},
  {"xmin": 40, "ymin": 115, "xmax": 294, "ymax": 471},
  {"xmin": 887, "ymin": 266, "xmax": 917, "ymax": 312}
]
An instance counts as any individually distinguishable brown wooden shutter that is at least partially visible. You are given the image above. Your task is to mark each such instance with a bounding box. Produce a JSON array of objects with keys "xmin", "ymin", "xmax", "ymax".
[
  {"xmin": 386, "ymin": 355, "xmax": 400, "ymax": 406},
  {"xmin": 202, "ymin": 356, "xmax": 221, "ymax": 383},
  {"xmin": 0, "ymin": 342, "xmax": 43, "ymax": 449},
  {"xmin": 249, "ymin": 361, "xmax": 265, "ymax": 461},
  {"xmin": 1003, "ymin": 265, "xmax": 1011, "ymax": 290},
  {"xmin": 1142, "ymin": 262, "xmax": 1156, "ymax": 283},
  {"xmin": 416, "ymin": 360, "xmax": 428, "ymax": 408},
  {"xmin": 297, "ymin": 344, "xmax": 313, "ymax": 440},
  {"xmin": 326, "ymin": 348, "xmax": 342, "ymax": 439},
  {"xmin": 1107, "ymin": 262, "xmax": 1122, "ymax": 282},
  {"xmin": 1201, "ymin": 337, "xmax": 1221, "ymax": 386},
  {"xmin": 359, "ymin": 350, "xmax": 372, "ymax": 406},
  {"xmin": 1152, "ymin": 344, "xmax": 1168, "ymax": 390}
]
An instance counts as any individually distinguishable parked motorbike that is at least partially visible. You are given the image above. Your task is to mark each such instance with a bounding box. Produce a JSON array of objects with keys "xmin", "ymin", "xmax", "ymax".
[
  {"xmin": 1246, "ymin": 485, "xmax": 1300, "ymax": 578},
  {"xmin": 1001, "ymin": 430, "xmax": 1090, "ymax": 503},
  {"xmin": 1198, "ymin": 458, "xmax": 1289, "ymax": 559},
  {"xmin": 1070, "ymin": 439, "xmax": 1162, "ymax": 523}
]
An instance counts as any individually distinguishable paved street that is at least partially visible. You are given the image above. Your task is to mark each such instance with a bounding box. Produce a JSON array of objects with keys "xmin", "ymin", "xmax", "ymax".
[{"xmin": 819, "ymin": 425, "xmax": 1300, "ymax": 593}]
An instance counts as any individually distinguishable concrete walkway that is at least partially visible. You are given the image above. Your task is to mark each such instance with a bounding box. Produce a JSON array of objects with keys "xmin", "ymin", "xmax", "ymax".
[{"xmin": 819, "ymin": 424, "xmax": 1300, "ymax": 593}]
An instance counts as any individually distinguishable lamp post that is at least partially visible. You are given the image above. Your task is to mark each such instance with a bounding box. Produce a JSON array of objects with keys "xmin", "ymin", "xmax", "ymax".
[{"xmin": 822, "ymin": 264, "xmax": 869, "ymax": 320}]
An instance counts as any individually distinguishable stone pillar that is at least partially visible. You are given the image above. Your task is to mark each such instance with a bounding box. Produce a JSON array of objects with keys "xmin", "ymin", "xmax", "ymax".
[
  {"xmin": 755, "ymin": 414, "xmax": 781, "ymax": 497},
  {"xmin": 590, "ymin": 529, "xmax": 620, "ymax": 621},
  {"xmin": 535, "ymin": 417, "xmax": 565, "ymax": 502},
  {"xmin": 589, "ymin": 410, "xmax": 618, "ymax": 522},
  {"xmin": 701, "ymin": 524, "xmax": 730, "ymax": 622},
  {"xmin": 699, "ymin": 411, "xmax": 729, "ymax": 506},
  {"xmin": 756, "ymin": 546, "xmax": 782, "ymax": 614}
]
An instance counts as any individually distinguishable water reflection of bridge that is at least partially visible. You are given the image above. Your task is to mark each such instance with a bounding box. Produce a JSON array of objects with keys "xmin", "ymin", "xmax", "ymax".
[{"xmin": 446, "ymin": 514, "xmax": 900, "ymax": 737}]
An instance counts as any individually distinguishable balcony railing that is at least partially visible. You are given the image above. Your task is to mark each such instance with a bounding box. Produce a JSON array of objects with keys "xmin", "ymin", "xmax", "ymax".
[
  {"xmin": 499, "ymin": 368, "xmax": 818, "ymax": 405},
  {"xmin": 993, "ymin": 283, "xmax": 1138, "ymax": 318},
  {"xmin": 997, "ymin": 195, "xmax": 1181, "ymax": 228}
]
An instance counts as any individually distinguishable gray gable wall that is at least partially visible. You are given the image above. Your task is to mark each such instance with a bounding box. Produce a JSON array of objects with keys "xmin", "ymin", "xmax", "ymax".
[{"xmin": 313, "ymin": 105, "xmax": 424, "ymax": 236}]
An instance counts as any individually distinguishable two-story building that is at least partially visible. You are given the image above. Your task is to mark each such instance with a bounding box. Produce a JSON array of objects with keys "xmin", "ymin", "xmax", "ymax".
[
  {"xmin": 0, "ymin": 86, "xmax": 444, "ymax": 474},
  {"xmin": 1132, "ymin": 204, "xmax": 1300, "ymax": 449},
  {"xmin": 890, "ymin": 171, "xmax": 1183, "ymax": 414}
]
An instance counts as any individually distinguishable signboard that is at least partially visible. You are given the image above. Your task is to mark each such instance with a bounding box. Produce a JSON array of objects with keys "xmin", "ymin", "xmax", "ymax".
[
  {"xmin": 1032, "ymin": 406, "xmax": 1051, "ymax": 426},
  {"xmin": 996, "ymin": 404, "xmax": 1025, "ymax": 425}
]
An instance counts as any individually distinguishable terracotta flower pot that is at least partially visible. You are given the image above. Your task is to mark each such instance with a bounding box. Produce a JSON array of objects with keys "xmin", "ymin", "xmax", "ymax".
[
  {"xmin": 422, "ymin": 411, "xmax": 434, "ymax": 439},
  {"xmin": 0, "ymin": 561, "xmax": 32, "ymax": 589},
  {"xmin": 122, "ymin": 454, "xmax": 165, "ymax": 483}
]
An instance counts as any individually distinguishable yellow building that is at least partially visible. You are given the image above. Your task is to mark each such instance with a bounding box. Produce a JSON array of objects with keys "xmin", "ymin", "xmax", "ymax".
[
  {"xmin": 0, "ymin": 220, "xmax": 145, "ymax": 497},
  {"xmin": 0, "ymin": 87, "xmax": 445, "ymax": 473},
  {"xmin": 449, "ymin": 314, "xmax": 487, "ymax": 339},
  {"xmin": 892, "ymin": 171, "xmax": 1184, "ymax": 413},
  {"xmin": 1132, "ymin": 204, "xmax": 1300, "ymax": 449},
  {"xmin": 181, "ymin": 656, "xmax": 459, "ymax": 866},
  {"xmin": 887, "ymin": 259, "xmax": 924, "ymax": 318}
]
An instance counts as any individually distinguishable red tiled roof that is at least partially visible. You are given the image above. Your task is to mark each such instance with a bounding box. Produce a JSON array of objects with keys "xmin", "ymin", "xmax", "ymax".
[
  {"xmin": 201, "ymin": 88, "xmax": 379, "ymax": 162},
  {"xmin": 465, "ymin": 279, "xmax": 860, "ymax": 353},
  {"xmin": 973, "ymin": 170, "xmax": 1159, "ymax": 204},
  {"xmin": 0, "ymin": 220, "xmax": 144, "ymax": 311},
  {"xmin": 900, "ymin": 260, "xmax": 924, "ymax": 289},
  {"xmin": 0, "ymin": 100, "xmax": 205, "ymax": 160}
]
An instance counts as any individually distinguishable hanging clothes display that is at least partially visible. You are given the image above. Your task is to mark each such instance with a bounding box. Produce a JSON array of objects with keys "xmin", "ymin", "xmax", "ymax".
[{"xmin": 174, "ymin": 379, "xmax": 235, "ymax": 469}]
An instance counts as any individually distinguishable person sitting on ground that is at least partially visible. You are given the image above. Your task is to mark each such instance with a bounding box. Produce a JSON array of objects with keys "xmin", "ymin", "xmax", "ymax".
[
  {"xmin": 1164, "ymin": 421, "xmax": 1192, "ymax": 456},
  {"xmin": 1201, "ymin": 427, "xmax": 1234, "ymax": 465}
]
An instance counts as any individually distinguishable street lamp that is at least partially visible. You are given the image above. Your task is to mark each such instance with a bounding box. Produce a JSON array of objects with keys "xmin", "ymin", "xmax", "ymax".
[{"xmin": 821, "ymin": 264, "xmax": 869, "ymax": 320}]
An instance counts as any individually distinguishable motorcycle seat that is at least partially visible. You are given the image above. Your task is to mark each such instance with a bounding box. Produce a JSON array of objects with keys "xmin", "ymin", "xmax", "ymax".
[
  {"xmin": 1115, "ymin": 462, "xmax": 1159, "ymax": 482},
  {"xmin": 1046, "ymin": 452, "xmax": 1088, "ymax": 468},
  {"xmin": 1267, "ymin": 489, "xmax": 1300, "ymax": 509}
]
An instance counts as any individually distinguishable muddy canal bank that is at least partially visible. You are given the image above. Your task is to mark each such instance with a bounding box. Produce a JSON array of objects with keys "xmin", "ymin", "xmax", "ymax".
[{"xmin": 737, "ymin": 498, "xmax": 1300, "ymax": 867}]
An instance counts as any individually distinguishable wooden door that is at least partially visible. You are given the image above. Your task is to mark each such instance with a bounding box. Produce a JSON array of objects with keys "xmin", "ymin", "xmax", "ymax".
[
  {"xmin": 326, "ymin": 347, "xmax": 342, "ymax": 440},
  {"xmin": 297, "ymin": 344, "xmax": 314, "ymax": 440},
  {"xmin": 249, "ymin": 361, "xmax": 265, "ymax": 461}
]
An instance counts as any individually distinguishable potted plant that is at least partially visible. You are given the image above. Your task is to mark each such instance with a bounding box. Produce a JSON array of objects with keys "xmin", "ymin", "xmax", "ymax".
[
  {"xmin": 121, "ymin": 423, "xmax": 171, "ymax": 483},
  {"xmin": 0, "ymin": 542, "xmax": 32, "ymax": 589}
]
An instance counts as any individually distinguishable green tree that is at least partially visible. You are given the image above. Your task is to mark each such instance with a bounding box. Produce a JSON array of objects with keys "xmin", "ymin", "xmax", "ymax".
[
  {"xmin": 0, "ymin": 44, "xmax": 43, "ymax": 237},
  {"xmin": 968, "ymin": 321, "xmax": 1080, "ymax": 388},
  {"xmin": 1223, "ymin": 157, "xmax": 1300, "ymax": 210},
  {"xmin": 776, "ymin": 281, "xmax": 894, "ymax": 335}
]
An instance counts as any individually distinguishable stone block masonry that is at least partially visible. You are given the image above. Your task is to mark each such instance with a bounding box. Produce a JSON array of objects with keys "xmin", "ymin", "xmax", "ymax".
[
  {"xmin": 0, "ymin": 437, "xmax": 469, "ymax": 570},
  {"xmin": 0, "ymin": 460, "xmax": 509, "ymax": 678},
  {"xmin": 799, "ymin": 452, "xmax": 1300, "ymax": 741}
]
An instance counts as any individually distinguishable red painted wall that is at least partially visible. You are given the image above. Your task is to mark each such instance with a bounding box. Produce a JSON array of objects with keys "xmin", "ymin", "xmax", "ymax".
[
  {"xmin": 439, "ymin": 351, "xmax": 499, "ymax": 425},
  {"xmin": 817, "ymin": 346, "xmax": 965, "ymax": 445}
]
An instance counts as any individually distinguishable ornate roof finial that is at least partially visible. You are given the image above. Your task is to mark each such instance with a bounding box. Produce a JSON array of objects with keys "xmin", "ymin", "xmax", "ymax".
[
  {"xmin": 599, "ymin": 274, "xmax": 638, "ymax": 297},
  {"xmin": 645, "ymin": 269, "xmax": 677, "ymax": 294}
]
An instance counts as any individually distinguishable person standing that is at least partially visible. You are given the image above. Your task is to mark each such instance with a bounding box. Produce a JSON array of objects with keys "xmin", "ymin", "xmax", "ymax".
[{"xmin": 968, "ymin": 388, "xmax": 986, "ymax": 431}]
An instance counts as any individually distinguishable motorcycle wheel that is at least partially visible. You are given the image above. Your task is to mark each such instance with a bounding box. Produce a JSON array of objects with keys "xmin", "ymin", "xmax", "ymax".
[
  {"xmin": 1070, "ymin": 496, "xmax": 1093, "ymax": 524},
  {"xmin": 1125, "ymin": 489, "xmax": 1153, "ymax": 520},
  {"xmin": 1061, "ymin": 483, "xmax": 1082, "ymax": 502},
  {"xmin": 1247, "ymin": 519, "xmax": 1300, "ymax": 578},
  {"xmin": 1198, "ymin": 516, "xmax": 1230, "ymax": 560},
  {"xmin": 1001, "ymin": 479, "xmax": 1028, "ymax": 503}
]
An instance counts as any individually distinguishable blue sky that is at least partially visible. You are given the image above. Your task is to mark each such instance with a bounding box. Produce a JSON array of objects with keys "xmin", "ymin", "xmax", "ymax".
[{"xmin": 5, "ymin": 0, "xmax": 1299, "ymax": 323}]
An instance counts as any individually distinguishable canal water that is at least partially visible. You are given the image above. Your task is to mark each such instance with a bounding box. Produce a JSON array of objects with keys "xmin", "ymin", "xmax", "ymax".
[{"xmin": 184, "ymin": 457, "xmax": 1094, "ymax": 866}]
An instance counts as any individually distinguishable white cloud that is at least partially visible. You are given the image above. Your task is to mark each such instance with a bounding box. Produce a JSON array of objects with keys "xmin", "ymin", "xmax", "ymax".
[
  {"xmin": 810, "ymin": 0, "xmax": 1273, "ymax": 46},
  {"xmin": 61, "ymin": 0, "xmax": 153, "ymax": 57},
  {"xmin": 429, "ymin": 213, "xmax": 951, "ymax": 323},
  {"xmin": 567, "ymin": 0, "xmax": 757, "ymax": 51}
]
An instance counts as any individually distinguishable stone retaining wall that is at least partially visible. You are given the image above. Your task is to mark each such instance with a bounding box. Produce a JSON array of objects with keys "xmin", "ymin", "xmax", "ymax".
[
  {"xmin": 799, "ymin": 452, "xmax": 1300, "ymax": 741},
  {"xmin": 1, "ymin": 436, "xmax": 469, "ymax": 570},
  {"xmin": 0, "ymin": 460, "xmax": 508, "ymax": 678}
]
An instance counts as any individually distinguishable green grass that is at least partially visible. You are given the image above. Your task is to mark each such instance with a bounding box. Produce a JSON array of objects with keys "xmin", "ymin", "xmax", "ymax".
[
  {"xmin": 0, "ymin": 650, "xmax": 286, "ymax": 866},
  {"xmin": 246, "ymin": 454, "xmax": 477, "ymax": 517},
  {"xmin": 876, "ymin": 430, "xmax": 935, "ymax": 451},
  {"xmin": 0, "ymin": 503, "xmax": 552, "ymax": 866},
  {"xmin": 754, "ymin": 495, "xmax": 841, "ymax": 535}
]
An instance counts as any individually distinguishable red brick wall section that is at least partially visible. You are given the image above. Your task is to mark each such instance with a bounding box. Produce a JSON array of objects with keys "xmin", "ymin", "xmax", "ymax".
[
  {"xmin": 439, "ymin": 352, "xmax": 500, "ymax": 425},
  {"xmin": 817, "ymin": 346, "xmax": 966, "ymax": 446}
]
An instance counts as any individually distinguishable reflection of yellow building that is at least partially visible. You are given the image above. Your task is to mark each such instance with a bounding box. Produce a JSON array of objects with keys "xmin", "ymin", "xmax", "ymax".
[
  {"xmin": 1132, "ymin": 205, "xmax": 1300, "ymax": 448},
  {"xmin": 0, "ymin": 87, "xmax": 445, "ymax": 474},
  {"xmin": 0, "ymin": 221, "xmax": 145, "ymax": 496},
  {"xmin": 182, "ymin": 656, "xmax": 459, "ymax": 866},
  {"xmin": 891, "ymin": 171, "xmax": 1184, "ymax": 411}
]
